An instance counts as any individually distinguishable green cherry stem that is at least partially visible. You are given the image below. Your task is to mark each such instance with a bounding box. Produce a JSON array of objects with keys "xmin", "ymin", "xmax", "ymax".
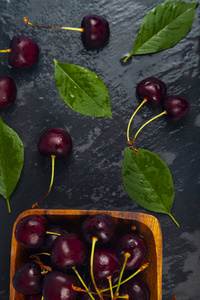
[
  {"xmin": 133, "ymin": 110, "xmax": 167, "ymax": 143},
  {"xmin": 107, "ymin": 276, "xmax": 114, "ymax": 300},
  {"xmin": 32, "ymin": 154, "xmax": 56, "ymax": 208},
  {"xmin": 168, "ymin": 213, "xmax": 180, "ymax": 227},
  {"xmin": 127, "ymin": 98, "xmax": 148, "ymax": 142},
  {"xmin": 24, "ymin": 17, "xmax": 84, "ymax": 32},
  {"xmin": 72, "ymin": 266, "xmax": 96, "ymax": 300},
  {"xmin": 115, "ymin": 252, "xmax": 131, "ymax": 295},
  {"xmin": 90, "ymin": 237, "xmax": 104, "ymax": 300},
  {"xmin": 101, "ymin": 262, "xmax": 149, "ymax": 293},
  {"xmin": 6, "ymin": 197, "xmax": 11, "ymax": 213}
]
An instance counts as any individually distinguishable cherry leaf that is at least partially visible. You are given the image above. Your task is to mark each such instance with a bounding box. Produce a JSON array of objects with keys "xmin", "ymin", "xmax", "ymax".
[
  {"xmin": 54, "ymin": 59, "xmax": 112, "ymax": 118},
  {"xmin": 122, "ymin": 147, "xmax": 179, "ymax": 226},
  {"xmin": 124, "ymin": 1, "xmax": 198, "ymax": 61},
  {"xmin": 0, "ymin": 118, "xmax": 24, "ymax": 213}
]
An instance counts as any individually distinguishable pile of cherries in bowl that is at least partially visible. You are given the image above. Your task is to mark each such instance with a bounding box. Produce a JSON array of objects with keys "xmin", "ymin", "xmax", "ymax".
[{"xmin": 12, "ymin": 213, "xmax": 150, "ymax": 300}]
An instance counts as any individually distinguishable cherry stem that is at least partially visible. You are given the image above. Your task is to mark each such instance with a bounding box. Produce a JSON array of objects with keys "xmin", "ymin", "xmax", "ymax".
[
  {"xmin": 127, "ymin": 98, "xmax": 148, "ymax": 142},
  {"xmin": 115, "ymin": 252, "xmax": 131, "ymax": 295},
  {"xmin": 101, "ymin": 262, "xmax": 149, "ymax": 293},
  {"xmin": 168, "ymin": 213, "xmax": 180, "ymax": 227},
  {"xmin": 107, "ymin": 276, "xmax": 114, "ymax": 300},
  {"xmin": 29, "ymin": 254, "xmax": 52, "ymax": 274},
  {"xmin": 90, "ymin": 236, "xmax": 104, "ymax": 300},
  {"xmin": 46, "ymin": 231, "xmax": 61, "ymax": 236},
  {"xmin": 24, "ymin": 17, "xmax": 84, "ymax": 32},
  {"xmin": 0, "ymin": 49, "xmax": 12, "ymax": 53},
  {"xmin": 72, "ymin": 266, "xmax": 96, "ymax": 300},
  {"xmin": 32, "ymin": 154, "xmax": 56, "ymax": 208},
  {"xmin": 133, "ymin": 110, "xmax": 167, "ymax": 142}
]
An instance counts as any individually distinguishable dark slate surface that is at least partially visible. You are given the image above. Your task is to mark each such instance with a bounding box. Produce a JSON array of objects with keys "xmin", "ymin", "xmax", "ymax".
[{"xmin": 0, "ymin": 1, "xmax": 200, "ymax": 299}]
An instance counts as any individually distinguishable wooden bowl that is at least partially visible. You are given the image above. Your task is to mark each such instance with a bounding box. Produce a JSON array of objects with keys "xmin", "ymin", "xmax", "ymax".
[{"xmin": 10, "ymin": 209, "xmax": 162, "ymax": 300}]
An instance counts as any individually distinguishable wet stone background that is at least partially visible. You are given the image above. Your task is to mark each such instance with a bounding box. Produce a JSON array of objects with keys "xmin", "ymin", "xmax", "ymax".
[{"xmin": 0, "ymin": 0, "xmax": 200, "ymax": 299}]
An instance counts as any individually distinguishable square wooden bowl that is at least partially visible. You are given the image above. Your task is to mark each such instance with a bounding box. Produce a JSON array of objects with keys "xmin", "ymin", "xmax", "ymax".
[{"xmin": 10, "ymin": 209, "xmax": 162, "ymax": 300}]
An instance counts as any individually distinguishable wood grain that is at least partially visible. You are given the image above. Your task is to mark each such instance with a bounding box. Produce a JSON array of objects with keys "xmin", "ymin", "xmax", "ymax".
[{"xmin": 9, "ymin": 209, "xmax": 162, "ymax": 300}]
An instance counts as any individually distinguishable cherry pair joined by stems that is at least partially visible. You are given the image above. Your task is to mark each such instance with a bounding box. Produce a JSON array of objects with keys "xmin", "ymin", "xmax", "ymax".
[
  {"xmin": 0, "ymin": 35, "xmax": 39, "ymax": 69},
  {"xmin": 24, "ymin": 14, "xmax": 110, "ymax": 49},
  {"xmin": 32, "ymin": 128, "xmax": 72, "ymax": 208},
  {"xmin": 127, "ymin": 77, "xmax": 191, "ymax": 145}
]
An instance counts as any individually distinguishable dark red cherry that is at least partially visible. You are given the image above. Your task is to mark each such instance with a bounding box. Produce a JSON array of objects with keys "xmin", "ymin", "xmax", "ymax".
[
  {"xmin": 119, "ymin": 278, "xmax": 150, "ymax": 300},
  {"xmin": 81, "ymin": 213, "xmax": 115, "ymax": 245},
  {"xmin": 0, "ymin": 76, "xmax": 17, "ymax": 108},
  {"xmin": 38, "ymin": 128, "xmax": 72, "ymax": 159},
  {"xmin": 41, "ymin": 224, "xmax": 67, "ymax": 252},
  {"xmin": 28, "ymin": 293, "xmax": 43, "ymax": 300},
  {"xmin": 12, "ymin": 262, "xmax": 43, "ymax": 295},
  {"xmin": 51, "ymin": 233, "xmax": 87, "ymax": 270},
  {"xmin": 8, "ymin": 35, "xmax": 39, "ymax": 69},
  {"xmin": 136, "ymin": 77, "xmax": 167, "ymax": 106},
  {"xmin": 81, "ymin": 14, "xmax": 110, "ymax": 49},
  {"xmin": 163, "ymin": 95, "xmax": 190, "ymax": 121},
  {"xmin": 115, "ymin": 233, "xmax": 147, "ymax": 270},
  {"xmin": 15, "ymin": 214, "xmax": 47, "ymax": 248},
  {"xmin": 42, "ymin": 271, "xmax": 79, "ymax": 300},
  {"xmin": 92, "ymin": 248, "xmax": 121, "ymax": 282}
]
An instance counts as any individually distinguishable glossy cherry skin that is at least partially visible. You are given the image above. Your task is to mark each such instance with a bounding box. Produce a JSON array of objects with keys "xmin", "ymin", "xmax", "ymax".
[
  {"xmin": 92, "ymin": 248, "xmax": 121, "ymax": 282},
  {"xmin": 81, "ymin": 213, "xmax": 115, "ymax": 245},
  {"xmin": 8, "ymin": 35, "xmax": 39, "ymax": 69},
  {"xmin": 15, "ymin": 214, "xmax": 47, "ymax": 249},
  {"xmin": 81, "ymin": 14, "xmax": 110, "ymax": 49},
  {"xmin": 119, "ymin": 278, "xmax": 150, "ymax": 300},
  {"xmin": 42, "ymin": 271, "xmax": 79, "ymax": 300},
  {"xmin": 163, "ymin": 95, "xmax": 190, "ymax": 121},
  {"xmin": 0, "ymin": 76, "xmax": 17, "ymax": 108},
  {"xmin": 38, "ymin": 128, "xmax": 72, "ymax": 159},
  {"xmin": 136, "ymin": 77, "xmax": 167, "ymax": 106},
  {"xmin": 51, "ymin": 233, "xmax": 87, "ymax": 270},
  {"xmin": 12, "ymin": 262, "xmax": 43, "ymax": 295},
  {"xmin": 115, "ymin": 233, "xmax": 147, "ymax": 270}
]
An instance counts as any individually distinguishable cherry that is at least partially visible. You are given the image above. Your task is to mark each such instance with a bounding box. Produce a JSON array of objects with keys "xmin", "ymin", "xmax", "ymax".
[
  {"xmin": 15, "ymin": 214, "xmax": 47, "ymax": 249},
  {"xmin": 81, "ymin": 15, "xmax": 110, "ymax": 49},
  {"xmin": 32, "ymin": 128, "xmax": 72, "ymax": 208},
  {"xmin": 127, "ymin": 76, "xmax": 167, "ymax": 144},
  {"xmin": 24, "ymin": 14, "xmax": 110, "ymax": 49},
  {"xmin": 92, "ymin": 248, "xmax": 121, "ymax": 282},
  {"xmin": 115, "ymin": 233, "xmax": 147, "ymax": 270},
  {"xmin": 50, "ymin": 233, "xmax": 87, "ymax": 270},
  {"xmin": 119, "ymin": 278, "xmax": 150, "ymax": 300},
  {"xmin": 12, "ymin": 262, "xmax": 43, "ymax": 295},
  {"xmin": 0, "ymin": 35, "xmax": 39, "ymax": 69},
  {"xmin": 41, "ymin": 224, "xmax": 67, "ymax": 252},
  {"xmin": 42, "ymin": 271, "xmax": 79, "ymax": 300},
  {"xmin": 136, "ymin": 77, "xmax": 167, "ymax": 107},
  {"xmin": 163, "ymin": 95, "xmax": 190, "ymax": 121},
  {"xmin": 81, "ymin": 213, "xmax": 115, "ymax": 245},
  {"xmin": 0, "ymin": 76, "xmax": 17, "ymax": 108}
]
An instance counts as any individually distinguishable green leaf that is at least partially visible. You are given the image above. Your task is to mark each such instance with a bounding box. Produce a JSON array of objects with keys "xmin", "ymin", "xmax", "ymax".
[
  {"xmin": 0, "ymin": 118, "xmax": 24, "ymax": 213},
  {"xmin": 54, "ymin": 59, "xmax": 112, "ymax": 118},
  {"xmin": 122, "ymin": 147, "xmax": 179, "ymax": 226},
  {"xmin": 124, "ymin": 1, "xmax": 198, "ymax": 61}
]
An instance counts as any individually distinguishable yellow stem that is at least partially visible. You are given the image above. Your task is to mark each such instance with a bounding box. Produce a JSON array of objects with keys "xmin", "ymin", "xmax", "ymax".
[
  {"xmin": 168, "ymin": 213, "xmax": 180, "ymax": 227},
  {"xmin": 0, "ymin": 49, "xmax": 12, "ymax": 53},
  {"xmin": 127, "ymin": 98, "xmax": 148, "ymax": 142},
  {"xmin": 24, "ymin": 17, "xmax": 84, "ymax": 32},
  {"xmin": 115, "ymin": 252, "xmax": 131, "ymax": 295},
  {"xmin": 90, "ymin": 237, "xmax": 103, "ymax": 300},
  {"xmin": 107, "ymin": 276, "xmax": 114, "ymax": 300},
  {"xmin": 32, "ymin": 155, "xmax": 56, "ymax": 208},
  {"xmin": 134, "ymin": 110, "xmax": 167, "ymax": 142},
  {"xmin": 72, "ymin": 266, "xmax": 96, "ymax": 300}
]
